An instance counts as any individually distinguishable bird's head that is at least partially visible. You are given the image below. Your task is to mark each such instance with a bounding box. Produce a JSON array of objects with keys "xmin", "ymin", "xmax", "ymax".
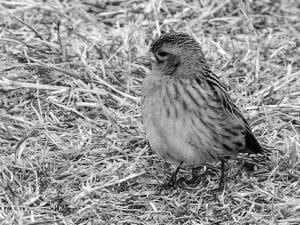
[{"xmin": 150, "ymin": 33, "xmax": 206, "ymax": 77}]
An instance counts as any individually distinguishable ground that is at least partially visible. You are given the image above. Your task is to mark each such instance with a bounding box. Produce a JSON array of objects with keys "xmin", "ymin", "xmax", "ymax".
[{"xmin": 0, "ymin": 0, "xmax": 299, "ymax": 225}]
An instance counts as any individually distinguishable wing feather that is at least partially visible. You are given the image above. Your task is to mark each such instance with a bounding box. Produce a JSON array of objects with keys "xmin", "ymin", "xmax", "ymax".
[{"xmin": 204, "ymin": 72, "xmax": 263, "ymax": 155}]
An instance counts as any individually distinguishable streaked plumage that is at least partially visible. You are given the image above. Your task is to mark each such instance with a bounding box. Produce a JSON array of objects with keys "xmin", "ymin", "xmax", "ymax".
[{"xmin": 142, "ymin": 33, "xmax": 267, "ymax": 169}]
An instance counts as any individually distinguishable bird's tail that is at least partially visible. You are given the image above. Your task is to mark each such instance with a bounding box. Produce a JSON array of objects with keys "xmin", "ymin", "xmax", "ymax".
[{"xmin": 237, "ymin": 145, "xmax": 278, "ymax": 168}]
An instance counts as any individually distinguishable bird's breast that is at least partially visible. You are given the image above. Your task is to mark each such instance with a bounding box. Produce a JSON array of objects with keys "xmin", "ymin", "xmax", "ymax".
[{"xmin": 142, "ymin": 75, "xmax": 219, "ymax": 165}]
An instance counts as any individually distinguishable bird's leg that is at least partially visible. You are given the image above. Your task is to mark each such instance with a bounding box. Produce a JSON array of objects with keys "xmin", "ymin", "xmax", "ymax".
[
  {"xmin": 157, "ymin": 161, "xmax": 183, "ymax": 194},
  {"xmin": 219, "ymin": 160, "xmax": 226, "ymax": 191},
  {"xmin": 166, "ymin": 161, "xmax": 183, "ymax": 188}
]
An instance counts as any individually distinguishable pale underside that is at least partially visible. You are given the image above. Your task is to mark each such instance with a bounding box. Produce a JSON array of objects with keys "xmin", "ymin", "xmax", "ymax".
[{"xmin": 142, "ymin": 72, "xmax": 246, "ymax": 166}]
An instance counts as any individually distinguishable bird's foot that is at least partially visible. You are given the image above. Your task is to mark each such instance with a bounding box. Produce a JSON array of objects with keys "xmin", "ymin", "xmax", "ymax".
[
  {"xmin": 156, "ymin": 174, "xmax": 178, "ymax": 194},
  {"xmin": 156, "ymin": 162, "xmax": 183, "ymax": 194}
]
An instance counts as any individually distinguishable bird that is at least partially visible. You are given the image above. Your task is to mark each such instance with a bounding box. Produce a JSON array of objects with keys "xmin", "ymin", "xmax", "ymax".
[{"xmin": 141, "ymin": 32, "xmax": 270, "ymax": 190}]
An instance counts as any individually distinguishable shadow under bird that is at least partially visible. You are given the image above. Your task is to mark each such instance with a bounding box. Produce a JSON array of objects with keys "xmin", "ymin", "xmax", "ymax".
[{"xmin": 141, "ymin": 32, "xmax": 270, "ymax": 190}]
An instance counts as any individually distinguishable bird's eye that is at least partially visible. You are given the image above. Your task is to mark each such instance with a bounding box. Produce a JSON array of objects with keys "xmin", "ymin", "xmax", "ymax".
[{"xmin": 157, "ymin": 51, "xmax": 168, "ymax": 58}]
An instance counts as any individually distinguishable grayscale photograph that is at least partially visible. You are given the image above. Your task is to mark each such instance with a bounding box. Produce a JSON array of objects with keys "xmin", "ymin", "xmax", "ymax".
[{"xmin": 0, "ymin": 0, "xmax": 299, "ymax": 224}]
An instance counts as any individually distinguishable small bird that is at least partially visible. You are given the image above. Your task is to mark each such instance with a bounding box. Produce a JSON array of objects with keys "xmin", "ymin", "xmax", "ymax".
[{"xmin": 141, "ymin": 33, "xmax": 269, "ymax": 189}]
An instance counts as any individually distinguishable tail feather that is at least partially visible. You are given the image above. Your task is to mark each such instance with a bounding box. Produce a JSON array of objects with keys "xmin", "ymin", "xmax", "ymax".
[
  {"xmin": 245, "ymin": 128, "xmax": 263, "ymax": 154},
  {"xmin": 237, "ymin": 145, "xmax": 274, "ymax": 168}
]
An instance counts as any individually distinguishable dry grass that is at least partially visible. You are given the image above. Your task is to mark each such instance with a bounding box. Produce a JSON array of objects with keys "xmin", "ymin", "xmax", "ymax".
[{"xmin": 0, "ymin": 0, "xmax": 299, "ymax": 224}]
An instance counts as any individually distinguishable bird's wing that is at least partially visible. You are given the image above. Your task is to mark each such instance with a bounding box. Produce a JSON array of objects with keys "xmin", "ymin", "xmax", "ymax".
[{"xmin": 205, "ymin": 72, "xmax": 264, "ymax": 155}]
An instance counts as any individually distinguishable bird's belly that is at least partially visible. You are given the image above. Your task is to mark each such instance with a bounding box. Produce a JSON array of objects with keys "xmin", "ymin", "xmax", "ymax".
[{"xmin": 144, "ymin": 111, "xmax": 216, "ymax": 165}]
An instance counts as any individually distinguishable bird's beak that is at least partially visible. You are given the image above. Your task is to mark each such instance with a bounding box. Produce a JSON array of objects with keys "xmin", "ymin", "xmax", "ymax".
[
  {"xmin": 136, "ymin": 52, "xmax": 155, "ymax": 67},
  {"xmin": 149, "ymin": 54, "xmax": 156, "ymax": 63}
]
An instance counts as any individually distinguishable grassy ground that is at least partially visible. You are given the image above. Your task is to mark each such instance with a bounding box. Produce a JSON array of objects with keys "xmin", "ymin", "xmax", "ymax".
[{"xmin": 0, "ymin": 0, "xmax": 299, "ymax": 224}]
